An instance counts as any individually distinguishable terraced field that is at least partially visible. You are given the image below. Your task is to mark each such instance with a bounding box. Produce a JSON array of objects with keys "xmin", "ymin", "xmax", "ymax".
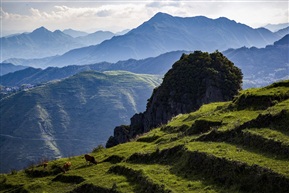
[{"xmin": 1, "ymin": 80, "xmax": 289, "ymax": 193}]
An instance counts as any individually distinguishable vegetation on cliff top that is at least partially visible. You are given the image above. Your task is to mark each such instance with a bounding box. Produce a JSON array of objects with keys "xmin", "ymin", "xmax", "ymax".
[
  {"xmin": 1, "ymin": 79, "xmax": 289, "ymax": 193},
  {"xmin": 106, "ymin": 50, "xmax": 243, "ymax": 147}
]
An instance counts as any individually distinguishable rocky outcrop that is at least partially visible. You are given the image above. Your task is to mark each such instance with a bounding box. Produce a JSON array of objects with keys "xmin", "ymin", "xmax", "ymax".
[{"xmin": 106, "ymin": 51, "xmax": 243, "ymax": 148}]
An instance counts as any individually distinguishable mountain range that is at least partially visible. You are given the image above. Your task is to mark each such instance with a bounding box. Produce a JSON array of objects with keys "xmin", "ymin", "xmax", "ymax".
[
  {"xmin": 1, "ymin": 27, "xmax": 116, "ymax": 61},
  {"xmin": 0, "ymin": 63, "xmax": 28, "ymax": 76},
  {"xmin": 42, "ymin": 12, "xmax": 283, "ymax": 66},
  {"xmin": 223, "ymin": 34, "xmax": 289, "ymax": 88},
  {"xmin": 0, "ymin": 71, "xmax": 161, "ymax": 173},
  {"xmin": 264, "ymin": 22, "xmax": 289, "ymax": 32},
  {"xmin": 62, "ymin": 29, "xmax": 89, "ymax": 38},
  {"xmin": 2, "ymin": 12, "xmax": 285, "ymax": 67},
  {"xmin": 0, "ymin": 51, "xmax": 186, "ymax": 86},
  {"xmin": 1, "ymin": 34, "xmax": 288, "ymax": 89}
]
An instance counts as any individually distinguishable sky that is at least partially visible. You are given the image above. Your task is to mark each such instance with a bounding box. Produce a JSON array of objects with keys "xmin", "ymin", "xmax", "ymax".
[{"xmin": 1, "ymin": 0, "xmax": 288, "ymax": 36}]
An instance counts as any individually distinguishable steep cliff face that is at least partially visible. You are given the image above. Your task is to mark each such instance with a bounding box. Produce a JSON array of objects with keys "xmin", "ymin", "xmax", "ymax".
[{"xmin": 106, "ymin": 51, "xmax": 243, "ymax": 147}]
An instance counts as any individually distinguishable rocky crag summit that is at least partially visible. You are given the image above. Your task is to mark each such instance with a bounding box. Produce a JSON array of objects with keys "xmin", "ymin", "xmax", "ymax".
[{"xmin": 106, "ymin": 51, "xmax": 243, "ymax": 147}]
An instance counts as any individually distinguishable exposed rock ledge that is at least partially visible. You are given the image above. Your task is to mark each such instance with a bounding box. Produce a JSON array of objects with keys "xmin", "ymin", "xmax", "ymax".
[{"xmin": 106, "ymin": 51, "xmax": 243, "ymax": 148}]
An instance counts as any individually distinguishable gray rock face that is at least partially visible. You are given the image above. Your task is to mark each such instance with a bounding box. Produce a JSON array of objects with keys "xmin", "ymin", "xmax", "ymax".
[{"xmin": 106, "ymin": 51, "xmax": 243, "ymax": 148}]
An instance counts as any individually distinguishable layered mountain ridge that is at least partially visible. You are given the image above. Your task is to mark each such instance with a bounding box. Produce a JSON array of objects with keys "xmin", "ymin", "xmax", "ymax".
[
  {"xmin": 3, "ymin": 12, "xmax": 284, "ymax": 68},
  {"xmin": 1, "ymin": 27, "xmax": 115, "ymax": 61},
  {"xmin": 46, "ymin": 12, "xmax": 280, "ymax": 66}
]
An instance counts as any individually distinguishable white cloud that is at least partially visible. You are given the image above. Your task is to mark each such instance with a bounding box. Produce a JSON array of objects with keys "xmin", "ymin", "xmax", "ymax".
[{"xmin": 1, "ymin": 1, "xmax": 288, "ymax": 35}]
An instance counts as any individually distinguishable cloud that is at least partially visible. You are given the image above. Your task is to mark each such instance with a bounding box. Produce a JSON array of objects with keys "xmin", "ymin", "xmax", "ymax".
[
  {"xmin": 1, "ymin": 1, "xmax": 288, "ymax": 35},
  {"xmin": 146, "ymin": 0, "xmax": 181, "ymax": 8}
]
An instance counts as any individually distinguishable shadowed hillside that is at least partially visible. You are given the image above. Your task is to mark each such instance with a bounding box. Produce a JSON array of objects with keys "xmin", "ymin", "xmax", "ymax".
[{"xmin": 0, "ymin": 71, "xmax": 161, "ymax": 173}]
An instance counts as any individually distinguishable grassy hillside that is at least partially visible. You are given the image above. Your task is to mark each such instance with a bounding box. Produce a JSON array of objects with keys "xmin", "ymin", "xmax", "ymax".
[
  {"xmin": 0, "ymin": 71, "xmax": 161, "ymax": 173},
  {"xmin": 1, "ymin": 80, "xmax": 289, "ymax": 193}
]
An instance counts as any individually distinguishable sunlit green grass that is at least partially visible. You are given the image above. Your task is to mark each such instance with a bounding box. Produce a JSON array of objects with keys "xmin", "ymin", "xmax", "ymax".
[
  {"xmin": 186, "ymin": 141, "xmax": 289, "ymax": 177},
  {"xmin": 244, "ymin": 128, "xmax": 289, "ymax": 145}
]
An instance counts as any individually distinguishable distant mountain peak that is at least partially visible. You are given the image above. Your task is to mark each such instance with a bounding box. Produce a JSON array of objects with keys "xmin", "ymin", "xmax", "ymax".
[
  {"xmin": 153, "ymin": 12, "xmax": 171, "ymax": 17},
  {"xmin": 216, "ymin": 16, "xmax": 233, "ymax": 22},
  {"xmin": 33, "ymin": 26, "xmax": 49, "ymax": 32},
  {"xmin": 31, "ymin": 26, "xmax": 51, "ymax": 34},
  {"xmin": 149, "ymin": 12, "xmax": 174, "ymax": 22},
  {"xmin": 53, "ymin": 29, "xmax": 64, "ymax": 35}
]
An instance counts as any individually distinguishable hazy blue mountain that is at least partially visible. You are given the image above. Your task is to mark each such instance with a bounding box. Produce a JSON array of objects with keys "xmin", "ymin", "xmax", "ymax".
[
  {"xmin": 223, "ymin": 34, "xmax": 289, "ymax": 88},
  {"xmin": 0, "ymin": 51, "xmax": 186, "ymax": 87},
  {"xmin": 1, "ymin": 67, "xmax": 45, "ymax": 86},
  {"xmin": 2, "ymin": 33, "xmax": 288, "ymax": 89},
  {"xmin": 274, "ymin": 34, "xmax": 289, "ymax": 45},
  {"xmin": 0, "ymin": 70, "xmax": 161, "ymax": 173},
  {"xmin": 0, "ymin": 63, "xmax": 28, "ymax": 76},
  {"xmin": 265, "ymin": 22, "xmax": 289, "ymax": 32},
  {"xmin": 3, "ymin": 55, "xmax": 58, "ymax": 69},
  {"xmin": 0, "ymin": 62, "xmax": 109, "ymax": 86},
  {"xmin": 115, "ymin": 29, "xmax": 130, "ymax": 35},
  {"xmin": 108, "ymin": 50, "xmax": 187, "ymax": 74},
  {"xmin": 47, "ymin": 12, "xmax": 280, "ymax": 66},
  {"xmin": 1, "ymin": 27, "xmax": 115, "ymax": 62},
  {"xmin": 62, "ymin": 29, "xmax": 89, "ymax": 37},
  {"xmin": 2, "ymin": 35, "xmax": 287, "ymax": 89},
  {"xmin": 1, "ymin": 27, "xmax": 84, "ymax": 61},
  {"xmin": 75, "ymin": 30, "xmax": 115, "ymax": 46},
  {"xmin": 275, "ymin": 26, "xmax": 289, "ymax": 38}
]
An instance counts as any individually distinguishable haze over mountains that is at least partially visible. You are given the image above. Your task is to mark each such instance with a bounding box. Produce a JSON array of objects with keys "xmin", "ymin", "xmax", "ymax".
[
  {"xmin": 1, "ymin": 27, "xmax": 116, "ymax": 61},
  {"xmin": 0, "ymin": 51, "xmax": 186, "ymax": 87},
  {"xmin": 223, "ymin": 34, "xmax": 289, "ymax": 88},
  {"xmin": 38, "ymin": 13, "xmax": 282, "ymax": 66},
  {"xmin": 2, "ymin": 12, "xmax": 286, "ymax": 67},
  {"xmin": 1, "ymin": 34, "xmax": 288, "ymax": 89}
]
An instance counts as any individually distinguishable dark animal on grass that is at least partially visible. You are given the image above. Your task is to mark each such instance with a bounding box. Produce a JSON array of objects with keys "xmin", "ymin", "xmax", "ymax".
[
  {"xmin": 62, "ymin": 162, "xmax": 71, "ymax": 173},
  {"xmin": 84, "ymin": 154, "xmax": 97, "ymax": 165},
  {"xmin": 43, "ymin": 162, "xmax": 48, "ymax": 169}
]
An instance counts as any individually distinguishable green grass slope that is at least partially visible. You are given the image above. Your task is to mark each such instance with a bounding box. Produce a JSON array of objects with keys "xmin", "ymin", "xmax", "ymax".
[
  {"xmin": 0, "ymin": 71, "xmax": 161, "ymax": 173},
  {"xmin": 1, "ymin": 80, "xmax": 289, "ymax": 193}
]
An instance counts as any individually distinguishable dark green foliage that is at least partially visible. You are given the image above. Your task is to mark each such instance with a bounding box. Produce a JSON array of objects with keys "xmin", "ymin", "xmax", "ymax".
[
  {"xmin": 187, "ymin": 119, "xmax": 222, "ymax": 135},
  {"xmin": 136, "ymin": 135, "xmax": 160, "ymax": 143},
  {"xmin": 127, "ymin": 145, "xmax": 185, "ymax": 164},
  {"xmin": 69, "ymin": 183, "xmax": 120, "ymax": 193},
  {"xmin": 24, "ymin": 164, "xmax": 63, "ymax": 177},
  {"xmin": 147, "ymin": 50, "xmax": 242, "ymax": 113},
  {"xmin": 102, "ymin": 155, "xmax": 125, "ymax": 164},
  {"xmin": 52, "ymin": 174, "xmax": 85, "ymax": 184},
  {"xmin": 232, "ymin": 92, "xmax": 289, "ymax": 110}
]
